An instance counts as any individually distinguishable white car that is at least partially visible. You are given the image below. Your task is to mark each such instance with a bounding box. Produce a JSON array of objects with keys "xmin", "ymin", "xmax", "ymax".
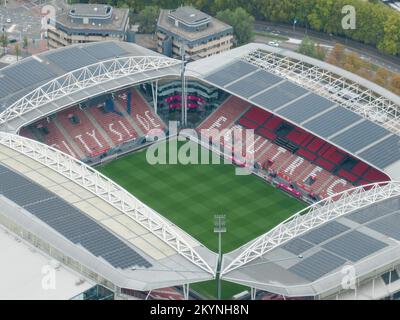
[
  {"xmin": 268, "ymin": 41, "xmax": 279, "ymax": 47},
  {"xmin": 6, "ymin": 18, "xmax": 11, "ymax": 23}
]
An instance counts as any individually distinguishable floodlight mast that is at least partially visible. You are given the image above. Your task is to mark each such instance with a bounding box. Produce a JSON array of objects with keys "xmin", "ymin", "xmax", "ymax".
[
  {"xmin": 214, "ymin": 214, "xmax": 226, "ymax": 300},
  {"xmin": 180, "ymin": 39, "xmax": 187, "ymax": 127}
]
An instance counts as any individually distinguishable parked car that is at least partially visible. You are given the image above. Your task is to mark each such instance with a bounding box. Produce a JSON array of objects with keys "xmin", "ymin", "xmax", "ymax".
[{"xmin": 268, "ymin": 40, "xmax": 279, "ymax": 47}]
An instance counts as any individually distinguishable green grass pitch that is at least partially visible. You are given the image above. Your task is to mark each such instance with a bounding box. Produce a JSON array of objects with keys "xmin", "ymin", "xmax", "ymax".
[{"xmin": 98, "ymin": 140, "xmax": 306, "ymax": 299}]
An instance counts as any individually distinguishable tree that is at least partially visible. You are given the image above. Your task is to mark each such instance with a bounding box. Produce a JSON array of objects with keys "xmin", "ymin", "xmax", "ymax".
[
  {"xmin": 23, "ymin": 36, "xmax": 28, "ymax": 49},
  {"xmin": 344, "ymin": 52, "xmax": 364, "ymax": 72},
  {"xmin": 297, "ymin": 36, "xmax": 326, "ymax": 60},
  {"xmin": 0, "ymin": 33, "xmax": 8, "ymax": 55},
  {"xmin": 216, "ymin": 7, "xmax": 254, "ymax": 46},
  {"xmin": 22, "ymin": 36, "xmax": 29, "ymax": 58},
  {"xmin": 390, "ymin": 74, "xmax": 400, "ymax": 94},
  {"xmin": 327, "ymin": 43, "xmax": 346, "ymax": 66},
  {"xmin": 137, "ymin": 6, "xmax": 160, "ymax": 34},
  {"xmin": 14, "ymin": 43, "xmax": 20, "ymax": 61},
  {"xmin": 374, "ymin": 67, "xmax": 390, "ymax": 87},
  {"xmin": 315, "ymin": 44, "xmax": 326, "ymax": 61},
  {"xmin": 84, "ymin": 0, "xmax": 400, "ymax": 57}
]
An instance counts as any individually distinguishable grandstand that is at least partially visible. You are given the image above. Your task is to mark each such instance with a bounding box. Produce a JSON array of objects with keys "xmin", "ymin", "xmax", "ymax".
[
  {"xmin": 221, "ymin": 182, "xmax": 400, "ymax": 300},
  {"xmin": 0, "ymin": 41, "xmax": 399, "ymax": 299},
  {"xmin": 0, "ymin": 132, "xmax": 217, "ymax": 298}
]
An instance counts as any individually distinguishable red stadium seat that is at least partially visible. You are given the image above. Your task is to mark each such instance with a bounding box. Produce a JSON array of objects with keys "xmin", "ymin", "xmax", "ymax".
[
  {"xmin": 57, "ymin": 107, "xmax": 110, "ymax": 157},
  {"xmin": 238, "ymin": 117, "xmax": 259, "ymax": 129},
  {"xmin": 322, "ymin": 146, "xmax": 346, "ymax": 164},
  {"xmin": 286, "ymin": 129, "xmax": 303, "ymax": 145},
  {"xmin": 307, "ymin": 137, "xmax": 326, "ymax": 153},
  {"xmin": 88, "ymin": 105, "xmax": 138, "ymax": 145},
  {"xmin": 300, "ymin": 134, "xmax": 314, "ymax": 147},
  {"xmin": 317, "ymin": 143, "xmax": 331, "ymax": 156},
  {"xmin": 358, "ymin": 180, "xmax": 371, "ymax": 187},
  {"xmin": 30, "ymin": 119, "xmax": 77, "ymax": 158},
  {"xmin": 242, "ymin": 106, "xmax": 271, "ymax": 124},
  {"xmin": 351, "ymin": 161, "xmax": 369, "ymax": 176},
  {"xmin": 257, "ymin": 127, "xmax": 277, "ymax": 141},
  {"xmin": 196, "ymin": 101, "xmax": 370, "ymax": 200},
  {"xmin": 363, "ymin": 168, "xmax": 390, "ymax": 183},
  {"xmin": 198, "ymin": 96, "xmax": 250, "ymax": 132},
  {"xmin": 286, "ymin": 129, "xmax": 311, "ymax": 146},
  {"xmin": 315, "ymin": 158, "xmax": 335, "ymax": 171},
  {"xmin": 263, "ymin": 116, "xmax": 282, "ymax": 131},
  {"xmin": 128, "ymin": 89, "xmax": 166, "ymax": 134},
  {"xmin": 338, "ymin": 169, "xmax": 358, "ymax": 183},
  {"xmin": 296, "ymin": 149, "xmax": 318, "ymax": 161}
]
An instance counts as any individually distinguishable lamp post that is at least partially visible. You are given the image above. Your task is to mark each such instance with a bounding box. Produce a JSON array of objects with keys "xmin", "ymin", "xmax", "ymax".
[
  {"xmin": 214, "ymin": 214, "xmax": 226, "ymax": 300},
  {"xmin": 293, "ymin": 18, "xmax": 297, "ymax": 33}
]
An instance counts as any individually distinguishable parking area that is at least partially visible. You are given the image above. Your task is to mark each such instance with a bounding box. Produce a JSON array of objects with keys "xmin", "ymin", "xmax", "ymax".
[
  {"xmin": 0, "ymin": 4, "xmax": 41, "ymax": 41},
  {"xmin": 0, "ymin": 0, "xmax": 67, "ymax": 42}
]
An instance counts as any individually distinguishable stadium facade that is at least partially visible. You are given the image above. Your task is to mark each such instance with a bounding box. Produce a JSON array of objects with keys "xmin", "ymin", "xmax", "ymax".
[{"xmin": 0, "ymin": 41, "xmax": 399, "ymax": 300}]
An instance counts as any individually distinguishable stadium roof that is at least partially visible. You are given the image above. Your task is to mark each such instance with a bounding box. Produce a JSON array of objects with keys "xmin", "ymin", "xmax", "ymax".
[
  {"xmin": 0, "ymin": 42, "xmax": 398, "ymax": 179},
  {"xmin": 0, "ymin": 132, "xmax": 217, "ymax": 291},
  {"xmin": 0, "ymin": 41, "xmax": 181, "ymax": 133},
  {"xmin": 186, "ymin": 43, "xmax": 400, "ymax": 180},
  {"xmin": 221, "ymin": 181, "xmax": 400, "ymax": 297},
  {"xmin": 0, "ymin": 41, "xmax": 399, "ymax": 297}
]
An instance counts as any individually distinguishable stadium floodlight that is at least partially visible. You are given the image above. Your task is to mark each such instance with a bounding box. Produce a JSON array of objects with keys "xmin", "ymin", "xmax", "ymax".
[
  {"xmin": 214, "ymin": 214, "xmax": 226, "ymax": 300},
  {"xmin": 180, "ymin": 38, "xmax": 187, "ymax": 127}
]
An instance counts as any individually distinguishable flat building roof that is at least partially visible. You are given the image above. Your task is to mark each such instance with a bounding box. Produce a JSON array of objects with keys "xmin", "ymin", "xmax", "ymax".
[
  {"xmin": 157, "ymin": 8, "xmax": 233, "ymax": 42},
  {"xmin": 168, "ymin": 6, "xmax": 210, "ymax": 26},
  {"xmin": 55, "ymin": 5, "xmax": 129, "ymax": 32},
  {"xmin": 69, "ymin": 4, "xmax": 112, "ymax": 19}
]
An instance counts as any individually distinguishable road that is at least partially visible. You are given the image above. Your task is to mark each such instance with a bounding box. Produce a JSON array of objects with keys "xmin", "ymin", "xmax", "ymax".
[{"xmin": 254, "ymin": 21, "xmax": 400, "ymax": 74}]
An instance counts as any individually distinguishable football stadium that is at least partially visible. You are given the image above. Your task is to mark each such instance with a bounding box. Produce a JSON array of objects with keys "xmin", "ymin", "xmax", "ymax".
[{"xmin": 0, "ymin": 40, "xmax": 400, "ymax": 300}]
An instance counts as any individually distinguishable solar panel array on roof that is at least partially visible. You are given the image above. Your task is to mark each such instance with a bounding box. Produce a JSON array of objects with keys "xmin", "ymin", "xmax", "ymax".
[
  {"xmin": 347, "ymin": 198, "xmax": 400, "ymax": 224},
  {"xmin": 277, "ymin": 93, "xmax": 336, "ymax": 123},
  {"xmin": 204, "ymin": 60, "xmax": 258, "ymax": 87},
  {"xmin": 0, "ymin": 165, "xmax": 8, "ymax": 173},
  {"xmin": 322, "ymin": 230, "xmax": 387, "ymax": 262},
  {"xmin": 81, "ymin": 42, "xmax": 128, "ymax": 60},
  {"xmin": 301, "ymin": 221, "xmax": 350, "ymax": 245},
  {"xmin": 367, "ymin": 212, "xmax": 400, "ymax": 241},
  {"xmin": 0, "ymin": 90, "xmax": 29, "ymax": 113},
  {"xmin": 0, "ymin": 76, "xmax": 21, "ymax": 99},
  {"xmin": 288, "ymin": 250, "xmax": 346, "ymax": 282},
  {"xmin": 226, "ymin": 70, "xmax": 282, "ymax": 98},
  {"xmin": 0, "ymin": 168, "xmax": 33, "ymax": 190},
  {"xmin": 282, "ymin": 238, "xmax": 313, "ymax": 255},
  {"xmin": 82, "ymin": 42, "xmax": 128, "ymax": 60},
  {"xmin": 2, "ymin": 59, "xmax": 57, "ymax": 88},
  {"xmin": 45, "ymin": 47, "xmax": 98, "ymax": 72},
  {"xmin": 2, "ymin": 183, "xmax": 56, "ymax": 206},
  {"xmin": 251, "ymin": 81, "xmax": 308, "ymax": 111},
  {"xmin": 331, "ymin": 120, "xmax": 390, "ymax": 153},
  {"xmin": 303, "ymin": 106, "xmax": 362, "ymax": 138},
  {"xmin": 0, "ymin": 164, "xmax": 152, "ymax": 269},
  {"xmin": 359, "ymin": 135, "xmax": 400, "ymax": 168}
]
